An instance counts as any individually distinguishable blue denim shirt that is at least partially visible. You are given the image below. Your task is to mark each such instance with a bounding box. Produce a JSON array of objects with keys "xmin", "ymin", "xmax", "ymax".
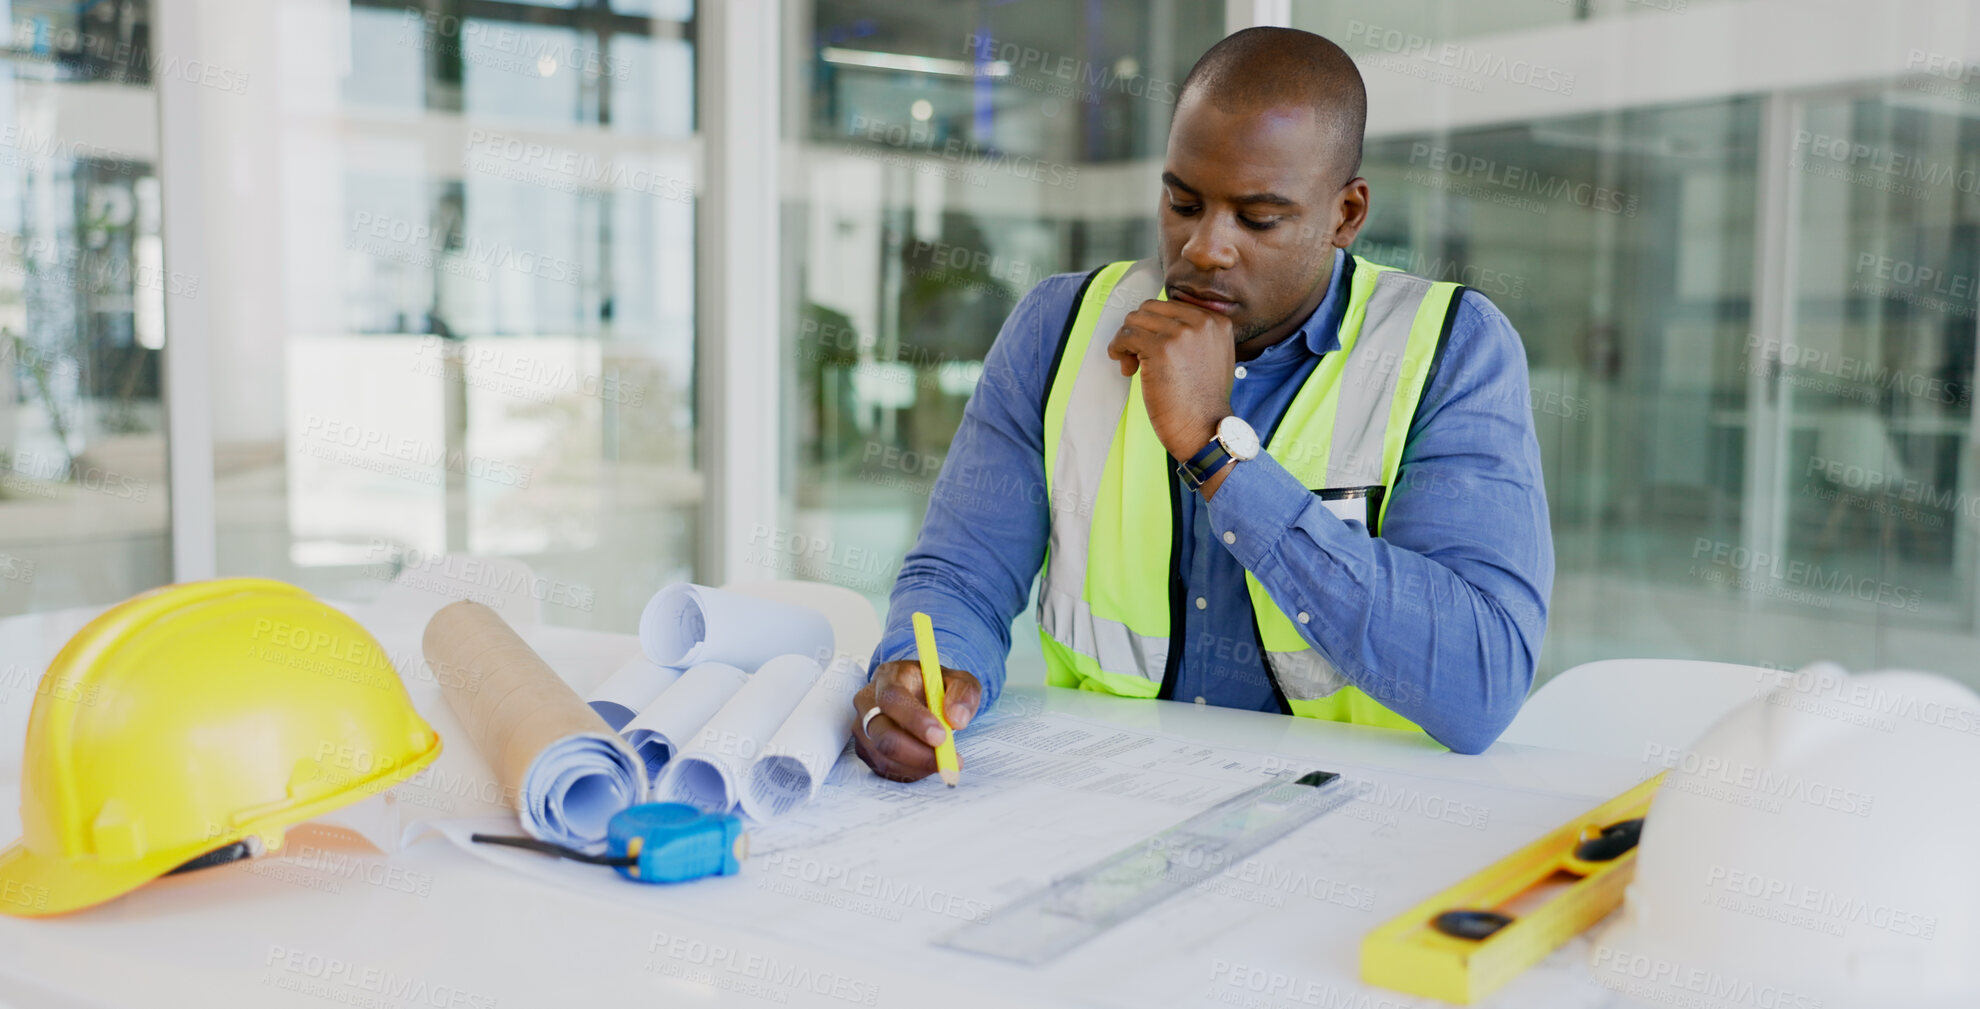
[{"xmin": 870, "ymin": 249, "xmax": 1553, "ymax": 754}]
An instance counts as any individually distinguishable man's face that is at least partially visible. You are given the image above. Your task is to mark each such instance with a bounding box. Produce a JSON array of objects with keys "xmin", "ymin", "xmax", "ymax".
[{"xmin": 1159, "ymin": 98, "xmax": 1362, "ymax": 346}]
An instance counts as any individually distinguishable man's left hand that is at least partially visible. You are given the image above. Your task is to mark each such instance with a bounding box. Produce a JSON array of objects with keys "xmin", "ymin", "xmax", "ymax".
[{"xmin": 1107, "ymin": 298, "xmax": 1235, "ymax": 461}]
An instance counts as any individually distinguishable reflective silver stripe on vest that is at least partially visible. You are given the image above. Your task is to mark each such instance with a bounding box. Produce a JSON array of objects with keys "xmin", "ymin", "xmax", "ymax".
[
  {"xmin": 1265, "ymin": 647, "xmax": 1353, "ymax": 701},
  {"xmin": 1038, "ymin": 259, "xmax": 1168, "ymax": 683},
  {"xmin": 1037, "ymin": 587, "xmax": 1171, "ymax": 682},
  {"xmin": 1041, "ymin": 260, "xmax": 1443, "ymax": 700},
  {"xmin": 1272, "ymin": 269, "xmax": 1440, "ymax": 699},
  {"xmin": 1328, "ymin": 270, "xmax": 1436, "ymax": 486}
]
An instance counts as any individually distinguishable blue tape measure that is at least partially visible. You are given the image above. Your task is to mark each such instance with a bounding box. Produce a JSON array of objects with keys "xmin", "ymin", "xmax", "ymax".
[{"xmin": 472, "ymin": 802, "xmax": 747, "ymax": 884}]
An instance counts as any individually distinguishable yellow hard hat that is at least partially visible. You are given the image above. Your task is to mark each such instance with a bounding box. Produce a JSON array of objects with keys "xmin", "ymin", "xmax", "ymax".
[{"xmin": 0, "ymin": 578, "xmax": 441, "ymax": 917}]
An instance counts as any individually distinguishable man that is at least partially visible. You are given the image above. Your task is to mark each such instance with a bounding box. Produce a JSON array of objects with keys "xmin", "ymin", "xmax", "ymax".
[{"xmin": 853, "ymin": 27, "xmax": 1552, "ymax": 777}]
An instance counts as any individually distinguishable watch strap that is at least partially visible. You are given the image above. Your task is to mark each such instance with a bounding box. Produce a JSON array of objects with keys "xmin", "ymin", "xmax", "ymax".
[{"xmin": 1177, "ymin": 438, "xmax": 1232, "ymax": 489}]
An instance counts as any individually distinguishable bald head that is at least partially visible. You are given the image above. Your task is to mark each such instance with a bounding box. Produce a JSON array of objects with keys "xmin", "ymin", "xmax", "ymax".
[{"xmin": 1177, "ymin": 27, "xmax": 1367, "ymax": 183}]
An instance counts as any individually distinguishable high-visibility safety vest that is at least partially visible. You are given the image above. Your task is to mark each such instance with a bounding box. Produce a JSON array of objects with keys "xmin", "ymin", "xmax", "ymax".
[{"xmin": 1036, "ymin": 256, "xmax": 1465, "ymax": 730}]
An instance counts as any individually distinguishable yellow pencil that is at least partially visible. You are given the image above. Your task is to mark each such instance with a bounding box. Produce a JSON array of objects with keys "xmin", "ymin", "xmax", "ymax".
[{"xmin": 911, "ymin": 611, "xmax": 960, "ymax": 787}]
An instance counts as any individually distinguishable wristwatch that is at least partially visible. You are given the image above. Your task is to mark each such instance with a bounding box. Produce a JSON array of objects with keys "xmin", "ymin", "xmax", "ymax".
[{"xmin": 1176, "ymin": 416, "xmax": 1260, "ymax": 489}]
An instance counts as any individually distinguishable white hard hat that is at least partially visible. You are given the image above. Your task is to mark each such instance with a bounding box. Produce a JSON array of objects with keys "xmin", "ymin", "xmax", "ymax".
[{"xmin": 1592, "ymin": 664, "xmax": 1980, "ymax": 1009}]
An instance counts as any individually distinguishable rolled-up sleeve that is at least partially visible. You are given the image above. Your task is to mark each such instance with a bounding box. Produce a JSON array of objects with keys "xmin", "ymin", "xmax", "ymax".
[{"xmin": 1206, "ymin": 293, "xmax": 1554, "ymax": 753}]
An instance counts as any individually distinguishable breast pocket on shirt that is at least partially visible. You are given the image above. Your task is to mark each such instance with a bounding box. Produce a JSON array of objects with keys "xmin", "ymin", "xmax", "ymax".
[{"xmin": 1315, "ymin": 486, "xmax": 1385, "ymax": 537}]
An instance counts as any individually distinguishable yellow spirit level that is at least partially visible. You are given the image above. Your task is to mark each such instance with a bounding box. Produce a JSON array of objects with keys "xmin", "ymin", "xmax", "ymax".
[{"xmin": 1360, "ymin": 773, "xmax": 1666, "ymax": 1004}]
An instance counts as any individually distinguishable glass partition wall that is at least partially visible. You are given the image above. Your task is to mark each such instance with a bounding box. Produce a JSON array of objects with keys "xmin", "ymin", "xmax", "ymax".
[
  {"xmin": 775, "ymin": 0, "xmax": 1225, "ymax": 673},
  {"xmin": 8, "ymin": 0, "xmax": 1976, "ymax": 700},
  {"xmin": 1300, "ymin": 1, "xmax": 1979, "ymax": 683},
  {"xmin": 0, "ymin": 0, "xmax": 172, "ymax": 616},
  {"xmin": 192, "ymin": 0, "xmax": 700, "ymax": 632},
  {"xmin": 776, "ymin": 0, "xmax": 1980, "ymax": 692}
]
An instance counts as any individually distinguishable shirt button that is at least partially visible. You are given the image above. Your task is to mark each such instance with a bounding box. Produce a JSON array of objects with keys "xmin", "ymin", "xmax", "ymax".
[
  {"xmin": 1234, "ymin": 365, "xmax": 1248, "ymax": 379},
  {"xmin": 1194, "ymin": 696, "xmax": 1206, "ymax": 705},
  {"xmin": 1223, "ymin": 531, "xmax": 1236, "ymax": 545},
  {"xmin": 1194, "ymin": 596, "xmax": 1207, "ymax": 610},
  {"xmin": 1297, "ymin": 611, "xmax": 1311, "ymax": 624}
]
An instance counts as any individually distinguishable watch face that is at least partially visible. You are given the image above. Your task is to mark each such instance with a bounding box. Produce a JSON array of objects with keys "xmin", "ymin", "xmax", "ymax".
[{"xmin": 1218, "ymin": 416, "xmax": 1260, "ymax": 460}]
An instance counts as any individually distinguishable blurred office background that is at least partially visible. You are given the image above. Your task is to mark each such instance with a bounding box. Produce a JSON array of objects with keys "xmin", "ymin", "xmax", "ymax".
[{"xmin": 2, "ymin": 0, "xmax": 1976, "ymax": 692}]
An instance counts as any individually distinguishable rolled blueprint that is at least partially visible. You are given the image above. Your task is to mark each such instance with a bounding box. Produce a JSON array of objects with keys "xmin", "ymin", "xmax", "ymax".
[
  {"xmin": 622, "ymin": 662, "xmax": 750, "ymax": 779},
  {"xmin": 640, "ymin": 583, "xmax": 834, "ymax": 670},
  {"xmin": 740, "ymin": 656, "xmax": 867, "ymax": 821},
  {"xmin": 586, "ymin": 655, "xmax": 683, "ymax": 731},
  {"xmin": 657, "ymin": 654, "xmax": 823, "ymax": 813},
  {"xmin": 425, "ymin": 601, "xmax": 645, "ymax": 850}
]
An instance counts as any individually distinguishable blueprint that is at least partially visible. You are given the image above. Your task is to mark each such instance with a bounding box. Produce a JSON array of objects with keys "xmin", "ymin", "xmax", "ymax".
[{"xmin": 423, "ymin": 701, "xmax": 1637, "ymax": 1007}]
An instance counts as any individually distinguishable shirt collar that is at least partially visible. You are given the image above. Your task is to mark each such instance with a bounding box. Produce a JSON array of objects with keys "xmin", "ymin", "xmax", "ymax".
[{"xmin": 1243, "ymin": 248, "xmax": 1348, "ymax": 371}]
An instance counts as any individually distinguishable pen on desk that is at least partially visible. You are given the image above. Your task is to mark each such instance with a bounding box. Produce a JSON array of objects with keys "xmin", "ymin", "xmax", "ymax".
[{"xmin": 911, "ymin": 611, "xmax": 961, "ymax": 787}]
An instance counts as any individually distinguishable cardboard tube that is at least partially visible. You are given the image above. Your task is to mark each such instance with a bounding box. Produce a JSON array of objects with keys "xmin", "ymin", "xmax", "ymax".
[{"xmin": 424, "ymin": 601, "xmax": 644, "ymax": 849}]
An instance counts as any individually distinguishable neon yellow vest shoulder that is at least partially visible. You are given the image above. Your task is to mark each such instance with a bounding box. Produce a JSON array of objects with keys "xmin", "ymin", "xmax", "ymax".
[{"xmin": 1036, "ymin": 256, "xmax": 1464, "ymax": 732}]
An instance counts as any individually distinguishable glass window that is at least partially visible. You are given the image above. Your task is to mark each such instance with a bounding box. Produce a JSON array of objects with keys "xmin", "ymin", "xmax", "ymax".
[
  {"xmin": 1290, "ymin": 1, "xmax": 1978, "ymax": 685},
  {"xmin": 208, "ymin": 1, "xmax": 700, "ymax": 632},
  {"xmin": 0, "ymin": 0, "xmax": 171, "ymax": 617},
  {"xmin": 778, "ymin": 0, "xmax": 1980, "ymax": 692},
  {"xmin": 778, "ymin": 0, "xmax": 1224, "ymax": 622},
  {"xmin": 1779, "ymin": 91, "xmax": 1976, "ymax": 632}
]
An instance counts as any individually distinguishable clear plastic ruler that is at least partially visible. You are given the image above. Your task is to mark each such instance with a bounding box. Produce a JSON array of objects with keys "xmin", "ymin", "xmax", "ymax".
[{"xmin": 939, "ymin": 770, "xmax": 1353, "ymax": 965}]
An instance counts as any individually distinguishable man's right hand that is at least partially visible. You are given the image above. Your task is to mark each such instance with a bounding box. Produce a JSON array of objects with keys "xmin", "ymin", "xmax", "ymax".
[{"xmin": 852, "ymin": 660, "xmax": 983, "ymax": 782}]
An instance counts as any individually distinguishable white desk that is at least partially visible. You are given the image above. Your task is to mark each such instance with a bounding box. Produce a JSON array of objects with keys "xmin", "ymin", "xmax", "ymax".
[{"xmin": 0, "ymin": 602, "xmax": 1649, "ymax": 1009}]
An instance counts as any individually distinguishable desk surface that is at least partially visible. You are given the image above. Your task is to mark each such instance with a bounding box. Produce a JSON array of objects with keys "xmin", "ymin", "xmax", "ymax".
[{"xmin": 0, "ymin": 601, "xmax": 1649, "ymax": 1009}]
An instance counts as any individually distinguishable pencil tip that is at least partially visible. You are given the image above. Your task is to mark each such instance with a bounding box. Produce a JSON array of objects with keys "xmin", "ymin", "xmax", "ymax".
[{"xmin": 941, "ymin": 770, "xmax": 960, "ymax": 787}]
